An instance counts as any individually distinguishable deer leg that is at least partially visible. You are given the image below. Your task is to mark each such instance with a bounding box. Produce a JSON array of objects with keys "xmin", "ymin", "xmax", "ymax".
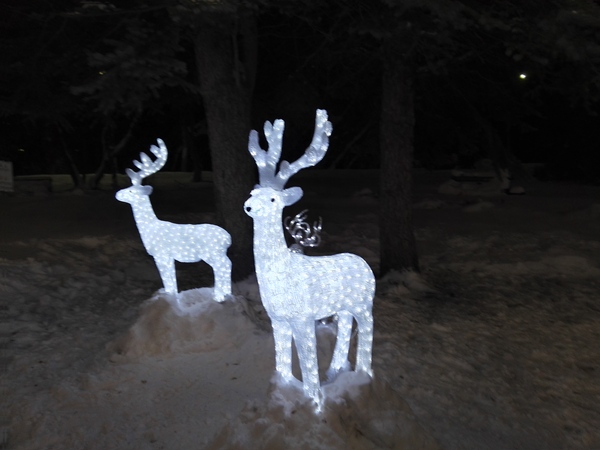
[
  {"xmin": 327, "ymin": 311, "xmax": 352, "ymax": 381},
  {"xmin": 272, "ymin": 320, "xmax": 294, "ymax": 382},
  {"xmin": 354, "ymin": 310, "xmax": 374, "ymax": 376},
  {"xmin": 292, "ymin": 320, "xmax": 322, "ymax": 407},
  {"xmin": 154, "ymin": 255, "xmax": 177, "ymax": 295},
  {"xmin": 207, "ymin": 254, "xmax": 232, "ymax": 302}
]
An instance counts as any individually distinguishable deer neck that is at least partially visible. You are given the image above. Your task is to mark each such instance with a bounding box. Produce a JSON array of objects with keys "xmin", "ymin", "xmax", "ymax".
[
  {"xmin": 252, "ymin": 213, "xmax": 290, "ymax": 263},
  {"xmin": 130, "ymin": 196, "xmax": 158, "ymax": 232}
]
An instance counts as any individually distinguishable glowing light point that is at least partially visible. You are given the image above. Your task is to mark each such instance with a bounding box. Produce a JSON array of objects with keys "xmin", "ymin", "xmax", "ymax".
[
  {"xmin": 284, "ymin": 209, "xmax": 322, "ymax": 253},
  {"xmin": 244, "ymin": 110, "xmax": 375, "ymax": 410},
  {"xmin": 519, "ymin": 73, "xmax": 527, "ymax": 80},
  {"xmin": 116, "ymin": 139, "xmax": 232, "ymax": 302}
]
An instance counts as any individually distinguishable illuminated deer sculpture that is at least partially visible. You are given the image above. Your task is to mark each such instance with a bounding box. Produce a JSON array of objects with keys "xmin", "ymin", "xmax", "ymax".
[
  {"xmin": 244, "ymin": 110, "xmax": 375, "ymax": 408},
  {"xmin": 116, "ymin": 139, "xmax": 232, "ymax": 302}
]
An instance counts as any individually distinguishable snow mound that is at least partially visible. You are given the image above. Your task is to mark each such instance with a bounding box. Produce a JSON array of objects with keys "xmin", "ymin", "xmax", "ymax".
[
  {"xmin": 108, "ymin": 289, "xmax": 262, "ymax": 361},
  {"xmin": 208, "ymin": 372, "xmax": 440, "ymax": 450},
  {"xmin": 483, "ymin": 254, "xmax": 600, "ymax": 278},
  {"xmin": 506, "ymin": 185, "xmax": 525, "ymax": 195},
  {"xmin": 414, "ymin": 199, "xmax": 447, "ymax": 209},
  {"xmin": 353, "ymin": 188, "xmax": 377, "ymax": 199},
  {"xmin": 462, "ymin": 200, "xmax": 495, "ymax": 212},
  {"xmin": 566, "ymin": 202, "xmax": 600, "ymax": 219},
  {"xmin": 378, "ymin": 270, "xmax": 438, "ymax": 297},
  {"xmin": 439, "ymin": 179, "xmax": 503, "ymax": 196}
]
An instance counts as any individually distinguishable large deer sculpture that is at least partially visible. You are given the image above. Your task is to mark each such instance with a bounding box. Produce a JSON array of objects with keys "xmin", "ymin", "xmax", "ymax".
[
  {"xmin": 116, "ymin": 139, "xmax": 232, "ymax": 302},
  {"xmin": 244, "ymin": 110, "xmax": 375, "ymax": 408}
]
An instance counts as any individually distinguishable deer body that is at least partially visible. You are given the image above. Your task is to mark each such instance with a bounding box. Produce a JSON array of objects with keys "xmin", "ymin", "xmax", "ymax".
[
  {"xmin": 244, "ymin": 111, "xmax": 375, "ymax": 407},
  {"xmin": 116, "ymin": 139, "xmax": 232, "ymax": 301},
  {"xmin": 249, "ymin": 187, "xmax": 374, "ymax": 321}
]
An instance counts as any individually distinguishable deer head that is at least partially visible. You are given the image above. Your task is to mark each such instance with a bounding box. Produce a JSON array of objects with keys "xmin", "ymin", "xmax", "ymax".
[
  {"xmin": 244, "ymin": 186, "xmax": 303, "ymax": 219},
  {"xmin": 116, "ymin": 138, "xmax": 167, "ymax": 203},
  {"xmin": 244, "ymin": 109, "xmax": 332, "ymax": 218}
]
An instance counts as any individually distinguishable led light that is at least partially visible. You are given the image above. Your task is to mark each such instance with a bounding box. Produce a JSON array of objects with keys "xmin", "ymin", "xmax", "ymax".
[
  {"xmin": 284, "ymin": 209, "xmax": 322, "ymax": 250},
  {"xmin": 116, "ymin": 139, "xmax": 232, "ymax": 302},
  {"xmin": 245, "ymin": 110, "xmax": 375, "ymax": 409}
]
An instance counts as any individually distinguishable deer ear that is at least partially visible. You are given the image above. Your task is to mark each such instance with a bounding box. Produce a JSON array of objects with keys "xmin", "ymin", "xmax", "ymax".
[{"xmin": 282, "ymin": 187, "xmax": 303, "ymax": 206}]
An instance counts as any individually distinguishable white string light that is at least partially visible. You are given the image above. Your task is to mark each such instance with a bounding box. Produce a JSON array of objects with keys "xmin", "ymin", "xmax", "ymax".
[
  {"xmin": 245, "ymin": 110, "xmax": 375, "ymax": 409},
  {"xmin": 116, "ymin": 139, "xmax": 232, "ymax": 302},
  {"xmin": 284, "ymin": 209, "xmax": 322, "ymax": 251}
]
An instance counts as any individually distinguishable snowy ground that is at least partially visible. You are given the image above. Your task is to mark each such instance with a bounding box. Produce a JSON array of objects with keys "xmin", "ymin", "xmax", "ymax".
[{"xmin": 1, "ymin": 169, "xmax": 600, "ymax": 449}]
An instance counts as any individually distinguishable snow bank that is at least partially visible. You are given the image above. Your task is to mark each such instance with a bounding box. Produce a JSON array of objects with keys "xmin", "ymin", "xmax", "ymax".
[
  {"xmin": 4, "ymin": 172, "xmax": 600, "ymax": 449},
  {"xmin": 108, "ymin": 290, "xmax": 262, "ymax": 360},
  {"xmin": 8, "ymin": 288, "xmax": 274, "ymax": 450},
  {"xmin": 209, "ymin": 373, "xmax": 439, "ymax": 450}
]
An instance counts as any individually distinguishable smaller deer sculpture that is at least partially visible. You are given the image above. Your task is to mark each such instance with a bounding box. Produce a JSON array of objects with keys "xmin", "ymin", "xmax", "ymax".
[
  {"xmin": 244, "ymin": 110, "xmax": 375, "ymax": 409},
  {"xmin": 116, "ymin": 139, "xmax": 232, "ymax": 302}
]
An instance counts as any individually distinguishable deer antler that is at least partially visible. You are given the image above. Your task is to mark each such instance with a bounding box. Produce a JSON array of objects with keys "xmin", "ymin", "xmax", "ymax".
[
  {"xmin": 249, "ymin": 109, "xmax": 332, "ymax": 190},
  {"xmin": 126, "ymin": 139, "xmax": 168, "ymax": 186}
]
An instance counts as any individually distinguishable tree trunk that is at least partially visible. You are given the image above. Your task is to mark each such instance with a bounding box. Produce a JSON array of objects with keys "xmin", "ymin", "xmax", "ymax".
[
  {"xmin": 194, "ymin": 11, "xmax": 257, "ymax": 281},
  {"xmin": 57, "ymin": 128, "xmax": 84, "ymax": 190},
  {"xmin": 379, "ymin": 48, "xmax": 420, "ymax": 276},
  {"xmin": 91, "ymin": 115, "xmax": 138, "ymax": 189}
]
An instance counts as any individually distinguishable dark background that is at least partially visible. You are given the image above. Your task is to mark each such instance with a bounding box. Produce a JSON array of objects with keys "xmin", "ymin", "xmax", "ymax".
[{"xmin": 1, "ymin": 1, "xmax": 599, "ymax": 183}]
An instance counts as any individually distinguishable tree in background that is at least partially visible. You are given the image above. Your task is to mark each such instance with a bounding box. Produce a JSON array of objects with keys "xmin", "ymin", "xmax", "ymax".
[
  {"xmin": 2, "ymin": 0, "xmax": 259, "ymax": 279},
  {"xmin": 309, "ymin": 0, "xmax": 600, "ymax": 277},
  {"xmin": 0, "ymin": 0, "xmax": 87, "ymax": 183},
  {"xmin": 70, "ymin": 7, "xmax": 199, "ymax": 189},
  {"xmin": 184, "ymin": 3, "xmax": 258, "ymax": 281},
  {"xmin": 79, "ymin": 1, "xmax": 259, "ymax": 279},
  {"xmin": 2, "ymin": 0, "xmax": 599, "ymax": 281}
]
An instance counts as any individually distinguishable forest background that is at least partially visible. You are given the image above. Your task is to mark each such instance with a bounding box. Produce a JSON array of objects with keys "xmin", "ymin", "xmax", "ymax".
[{"xmin": 1, "ymin": 0, "xmax": 600, "ymax": 280}]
